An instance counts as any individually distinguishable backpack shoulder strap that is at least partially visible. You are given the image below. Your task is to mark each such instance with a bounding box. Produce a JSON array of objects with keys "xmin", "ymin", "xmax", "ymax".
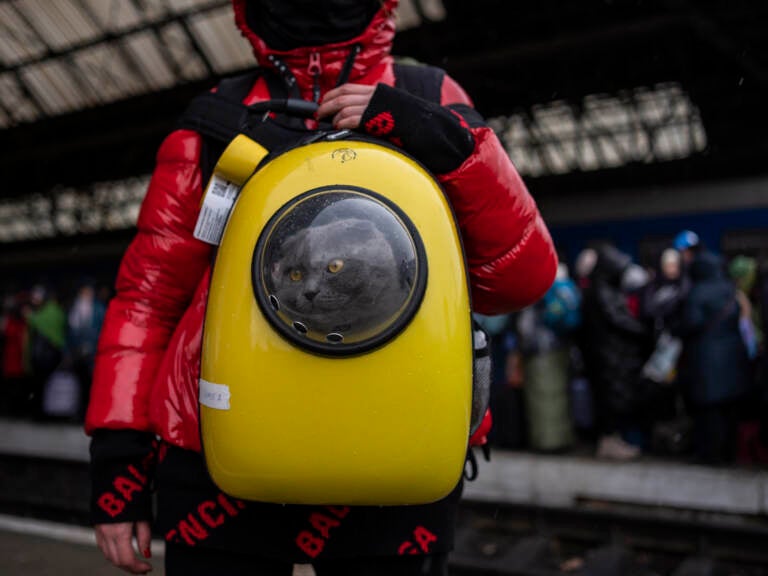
[
  {"xmin": 176, "ymin": 68, "xmax": 292, "ymax": 185},
  {"xmin": 393, "ymin": 61, "xmax": 445, "ymax": 104},
  {"xmin": 177, "ymin": 68, "xmax": 274, "ymax": 143}
]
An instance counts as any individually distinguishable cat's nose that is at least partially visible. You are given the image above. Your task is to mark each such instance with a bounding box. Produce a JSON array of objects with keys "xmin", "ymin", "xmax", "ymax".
[{"xmin": 304, "ymin": 290, "xmax": 319, "ymax": 302}]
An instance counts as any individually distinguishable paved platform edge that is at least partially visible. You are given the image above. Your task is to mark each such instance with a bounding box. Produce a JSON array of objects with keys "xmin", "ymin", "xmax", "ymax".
[
  {"xmin": 2, "ymin": 418, "xmax": 766, "ymax": 516},
  {"xmin": 463, "ymin": 449, "xmax": 768, "ymax": 515}
]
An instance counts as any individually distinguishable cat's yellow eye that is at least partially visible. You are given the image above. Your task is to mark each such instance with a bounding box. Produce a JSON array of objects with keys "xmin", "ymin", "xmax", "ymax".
[
  {"xmin": 289, "ymin": 269, "xmax": 303, "ymax": 282},
  {"xmin": 328, "ymin": 259, "xmax": 344, "ymax": 273}
]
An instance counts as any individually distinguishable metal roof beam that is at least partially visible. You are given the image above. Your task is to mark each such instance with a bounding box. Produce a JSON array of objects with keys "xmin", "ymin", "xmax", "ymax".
[
  {"xmin": 126, "ymin": 0, "xmax": 185, "ymax": 82},
  {"xmin": 8, "ymin": 69, "xmax": 47, "ymax": 119},
  {"xmin": 158, "ymin": 0, "xmax": 217, "ymax": 76},
  {"xmin": 72, "ymin": 0, "xmax": 154, "ymax": 90},
  {"xmin": 4, "ymin": 4, "xmax": 52, "ymax": 118},
  {"xmin": 0, "ymin": 0, "xmax": 227, "ymax": 74}
]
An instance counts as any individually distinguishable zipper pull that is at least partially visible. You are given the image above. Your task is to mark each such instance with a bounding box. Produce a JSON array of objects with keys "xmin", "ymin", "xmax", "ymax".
[{"xmin": 308, "ymin": 52, "xmax": 322, "ymax": 103}]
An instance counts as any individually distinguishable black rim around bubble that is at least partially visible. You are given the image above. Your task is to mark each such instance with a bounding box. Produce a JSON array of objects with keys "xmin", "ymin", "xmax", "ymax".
[{"xmin": 251, "ymin": 185, "xmax": 428, "ymax": 357}]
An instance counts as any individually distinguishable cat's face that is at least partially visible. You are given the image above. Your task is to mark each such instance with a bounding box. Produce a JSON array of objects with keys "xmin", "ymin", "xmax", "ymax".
[{"xmin": 270, "ymin": 218, "xmax": 405, "ymax": 335}]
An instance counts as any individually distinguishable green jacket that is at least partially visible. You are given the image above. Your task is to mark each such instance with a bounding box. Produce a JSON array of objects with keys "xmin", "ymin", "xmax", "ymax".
[{"xmin": 27, "ymin": 300, "xmax": 67, "ymax": 349}]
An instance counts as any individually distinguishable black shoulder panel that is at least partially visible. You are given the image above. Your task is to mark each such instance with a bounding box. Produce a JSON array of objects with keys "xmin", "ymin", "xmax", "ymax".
[{"xmin": 393, "ymin": 62, "xmax": 445, "ymax": 104}]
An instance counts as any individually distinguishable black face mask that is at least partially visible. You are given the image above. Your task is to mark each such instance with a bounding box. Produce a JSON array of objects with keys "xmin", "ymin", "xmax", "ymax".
[{"xmin": 246, "ymin": 0, "xmax": 382, "ymax": 51}]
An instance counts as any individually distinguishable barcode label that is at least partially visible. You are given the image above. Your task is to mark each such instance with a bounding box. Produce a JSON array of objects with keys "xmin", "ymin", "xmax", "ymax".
[
  {"xmin": 193, "ymin": 175, "xmax": 240, "ymax": 245},
  {"xmin": 208, "ymin": 177, "xmax": 233, "ymax": 199}
]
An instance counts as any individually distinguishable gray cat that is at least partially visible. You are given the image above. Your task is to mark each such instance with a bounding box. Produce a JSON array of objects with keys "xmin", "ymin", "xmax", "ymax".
[{"xmin": 270, "ymin": 218, "xmax": 408, "ymax": 337}]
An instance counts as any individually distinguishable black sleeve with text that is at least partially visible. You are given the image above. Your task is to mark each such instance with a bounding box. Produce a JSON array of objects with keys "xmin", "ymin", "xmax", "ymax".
[
  {"xmin": 360, "ymin": 83, "xmax": 485, "ymax": 175},
  {"xmin": 90, "ymin": 429, "xmax": 158, "ymax": 524}
]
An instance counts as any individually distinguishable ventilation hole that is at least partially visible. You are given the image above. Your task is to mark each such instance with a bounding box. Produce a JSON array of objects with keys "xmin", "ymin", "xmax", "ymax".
[
  {"xmin": 269, "ymin": 295, "xmax": 280, "ymax": 310},
  {"xmin": 293, "ymin": 321, "xmax": 308, "ymax": 334},
  {"xmin": 326, "ymin": 332, "xmax": 344, "ymax": 343}
]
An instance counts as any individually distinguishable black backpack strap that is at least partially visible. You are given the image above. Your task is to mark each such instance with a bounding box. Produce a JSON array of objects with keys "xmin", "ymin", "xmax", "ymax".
[
  {"xmin": 177, "ymin": 69, "xmax": 263, "ymax": 141},
  {"xmin": 181, "ymin": 62, "xmax": 446, "ymax": 186},
  {"xmin": 393, "ymin": 60, "xmax": 485, "ymax": 131},
  {"xmin": 393, "ymin": 61, "xmax": 445, "ymax": 104},
  {"xmin": 177, "ymin": 68, "xmax": 295, "ymax": 185}
]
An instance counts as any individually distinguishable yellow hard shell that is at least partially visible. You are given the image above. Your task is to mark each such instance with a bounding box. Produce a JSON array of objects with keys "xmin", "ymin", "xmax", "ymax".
[{"xmin": 201, "ymin": 138, "xmax": 472, "ymax": 505}]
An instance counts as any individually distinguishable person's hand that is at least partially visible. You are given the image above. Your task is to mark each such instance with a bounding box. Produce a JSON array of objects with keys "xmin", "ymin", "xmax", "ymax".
[
  {"xmin": 317, "ymin": 83, "xmax": 376, "ymax": 129},
  {"xmin": 95, "ymin": 521, "xmax": 153, "ymax": 574}
]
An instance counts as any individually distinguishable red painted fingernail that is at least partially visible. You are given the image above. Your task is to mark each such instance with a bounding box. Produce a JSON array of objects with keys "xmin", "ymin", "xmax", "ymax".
[{"xmin": 143, "ymin": 547, "xmax": 152, "ymax": 558}]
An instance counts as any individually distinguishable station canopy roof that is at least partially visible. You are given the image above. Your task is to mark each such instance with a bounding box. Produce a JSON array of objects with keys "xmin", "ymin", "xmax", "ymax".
[
  {"xmin": 0, "ymin": 0, "xmax": 437, "ymax": 127},
  {"xmin": 0, "ymin": 0, "xmax": 766, "ymax": 213}
]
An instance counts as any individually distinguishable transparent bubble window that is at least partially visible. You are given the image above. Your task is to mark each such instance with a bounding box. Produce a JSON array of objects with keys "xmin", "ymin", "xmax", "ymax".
[{"xmin": 253, "ymin": 187, "xmax": 427, "ymax": 356}]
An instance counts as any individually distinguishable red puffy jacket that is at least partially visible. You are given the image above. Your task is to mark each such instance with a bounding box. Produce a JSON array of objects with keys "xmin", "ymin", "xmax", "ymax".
[{"xmin": 85, "ymin": 0, "xmax": 557, "ymax": 451}]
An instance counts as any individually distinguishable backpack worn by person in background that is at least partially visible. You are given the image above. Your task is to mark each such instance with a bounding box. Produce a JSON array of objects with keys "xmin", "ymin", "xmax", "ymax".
[{"xmin": 541, "ymin": 276, "xmax": 581, "ymax": 336}]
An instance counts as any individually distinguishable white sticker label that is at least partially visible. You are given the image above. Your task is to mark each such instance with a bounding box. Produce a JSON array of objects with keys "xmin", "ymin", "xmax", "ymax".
[
  {"xmin": 193, "ymin": 175, "xmax": 240, "ymax": 245},
  {"xmin": 473, "ymin": 328, "xmax": 488, "ymax": 351},
  {"xmin": 199, "ymin": 379, "xmax": 231, "ymax": 410}
]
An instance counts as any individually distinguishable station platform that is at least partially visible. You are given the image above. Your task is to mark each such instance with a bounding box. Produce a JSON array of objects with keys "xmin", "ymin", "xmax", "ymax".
[
  {"xmin": 464, "ymin": 449, "xmax": 768, "ymax": 517},
  {"xmin": 2, "ymin": 417, "xmax": 766, "ymax": 518},
  {"xmin": 2, "ymin": 417, "xmax": 768, "ymax": 575},
  {"xmin": 0, "ymin": 520, "xmax": 310, "ymax": 576},
  {"xmin": 0, "ymin": 519, "xmax": 165, "ymax": 576}
]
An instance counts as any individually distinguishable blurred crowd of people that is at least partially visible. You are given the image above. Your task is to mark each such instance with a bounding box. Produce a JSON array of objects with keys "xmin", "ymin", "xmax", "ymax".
[
  {"xmin": 0, "ymin": 280, "xmax": 110, "ymax": 422},
  {"xmin": 3, "ymin": 231, "xmax": 768, "ymax": 470},
  {"xmin": 478, "ymin": 230, "xmax": 768, "ymax": 466}
]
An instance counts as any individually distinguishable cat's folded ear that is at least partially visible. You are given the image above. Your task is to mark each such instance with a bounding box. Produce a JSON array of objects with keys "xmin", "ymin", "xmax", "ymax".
[
  {"xmin": 279, "ymin": 228, "xmax": 309, "ymax": 255},
  {"xmin": 341, "ymin": 219, "xmax": 377, "ymax": 243}
]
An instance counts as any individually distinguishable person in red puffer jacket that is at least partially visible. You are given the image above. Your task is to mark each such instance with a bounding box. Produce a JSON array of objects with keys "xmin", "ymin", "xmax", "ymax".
[{"xmin": 86, "ymin": 1, "xmax": 557, "ymax": 574}]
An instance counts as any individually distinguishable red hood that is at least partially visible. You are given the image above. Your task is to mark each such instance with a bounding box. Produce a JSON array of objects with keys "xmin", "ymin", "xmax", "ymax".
[{"xmin": 232, "ymin": 0, "xmax": 399, "ymax": 96}]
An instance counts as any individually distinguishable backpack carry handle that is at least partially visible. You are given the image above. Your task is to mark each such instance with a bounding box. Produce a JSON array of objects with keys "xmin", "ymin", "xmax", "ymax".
[{"xmin": 247, "ymin": 98, "xmax": 319, "ymax": 118}]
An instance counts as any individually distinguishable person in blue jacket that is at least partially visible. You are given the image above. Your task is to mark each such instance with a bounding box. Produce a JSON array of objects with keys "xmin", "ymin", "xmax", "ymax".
[{"xmin": 679, "ymin": 250, "xmax": 751, "ymax": 464}]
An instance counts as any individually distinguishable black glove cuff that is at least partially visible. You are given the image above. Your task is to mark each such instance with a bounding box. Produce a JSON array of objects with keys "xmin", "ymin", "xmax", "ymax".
[
  {"xmin": 90, "ymin": 430, "xmax": 157, "ymax": 525},
  {"xmin": 360, "ymin": 84, "xmax": 475, "ymax": 174}
]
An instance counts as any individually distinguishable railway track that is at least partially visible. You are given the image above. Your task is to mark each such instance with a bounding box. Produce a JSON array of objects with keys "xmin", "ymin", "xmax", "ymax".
[{"xmin": 452, "ymin": 499, "xmax": 768, "ymax": 575}]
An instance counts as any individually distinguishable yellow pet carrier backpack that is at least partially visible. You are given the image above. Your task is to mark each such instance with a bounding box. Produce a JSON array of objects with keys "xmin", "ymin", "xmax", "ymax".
[{"xmin": 179, "ymin": 65, "xmax": 484, "ymax": 505}]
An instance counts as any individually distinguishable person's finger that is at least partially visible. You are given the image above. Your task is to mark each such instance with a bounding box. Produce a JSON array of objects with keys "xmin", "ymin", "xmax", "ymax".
[
  {"xmin": 333, "ymin": 105, "xmax": 367, "ymax": 129},
  {"xmin": 98, "ymin": 523, "xmax": 152, "ymax": 574},
  {"xmin": 104, "ymin": 534, "xmax": 122, "ymax": 568},
  {"xmin": 114, "ymin": 530, "xmax": 152, "ymax": 574},
  {"xmin": 135, "ymin": 521, "xmax": 153, "ymax": 560},
  {"xmin": 317, "ymin": 94, "xmax": 361, "ymax": 119},
  {"xmin": 322, "ymin": 83, "xmax": 375, "ymax": 102},
  {"xmin": 95, "ymin": 529, "xmax": 112, "ymax": 563},
  {"xmin": 96, "ymin": 522, "xmax": 153, "ymax": 573},
  {"xmin": 318, "ymin": 84, "xmax": 375, "ymax": 119},
  {"xmin": 96, "ymin": 530, "xmax": 115, "ymax": 564},
  {"xmin": 96, "ymin": 523, "xmax": 129, "ymax": 563},
  {"xmin": 95, "ymin": 525, "xmax": 117, "ymax": 564}
]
